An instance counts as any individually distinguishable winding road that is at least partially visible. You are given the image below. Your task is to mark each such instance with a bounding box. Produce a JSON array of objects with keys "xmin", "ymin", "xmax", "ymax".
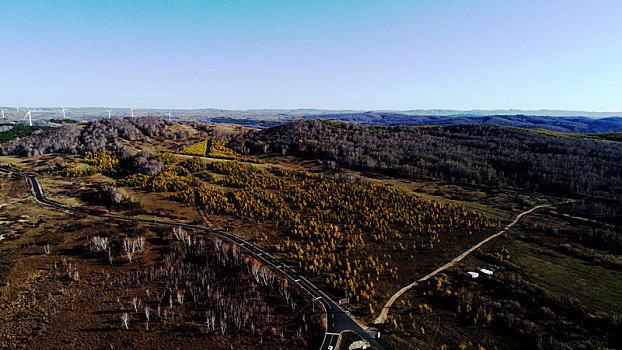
[
  {"xmin": 1, "ymin": 167, "xmax": 385, "ymax": 350},
  {"xmin": 373, "ymin": 202, "xmax": 560, "ymax": 325}
]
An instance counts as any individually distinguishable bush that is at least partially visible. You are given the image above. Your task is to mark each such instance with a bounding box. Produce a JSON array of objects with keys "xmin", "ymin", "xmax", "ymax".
[
  {"xmin": 117, "ymin": 174, "xmax": 150, "ymax": 188},
  {"xmin": 195, "ymin": 170, "xmax": 215, "ymax": 182},
  {"xmin": 1, "ymin": 162, "xmax": 21, "ymax": 170},
  {"xmin": 179, "ymin": 140, "xmax": 208, "ymax": 156},
  {"xmin": 179, "ymin": 157, "xmax": 208, "ymax": 173},
  {"xmin": 150, "ymin": 151, "xmax": 177, "ymax": 165},
  {"xmin": 148, "ymin": 170, "xmax": 199, "ymax": 192}
]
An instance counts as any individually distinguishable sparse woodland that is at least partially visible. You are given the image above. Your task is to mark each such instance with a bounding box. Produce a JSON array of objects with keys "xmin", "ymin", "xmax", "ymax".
[
  {"xmin": 50, "ymin": 148, "xmax": 490, "ymax": 314},
  {"xmin": 384, "ymin": 262, "xmax": 622, "ymax": 349},
  {"xmin": 230, "ymin": 119, "xmax": 622, "ymax": 250},
  {"xmin": 25, "ymin": 222, "xmax": 322, "ymax": 349},
  {"xmin": 89, "ymin": 227, "xmax": 317, "ymax": 345}
]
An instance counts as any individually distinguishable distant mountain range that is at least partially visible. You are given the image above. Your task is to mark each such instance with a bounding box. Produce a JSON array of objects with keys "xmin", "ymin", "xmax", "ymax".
[{"xmin": 2, "ymin": 107, "xmax": 622, "ymax": 133}]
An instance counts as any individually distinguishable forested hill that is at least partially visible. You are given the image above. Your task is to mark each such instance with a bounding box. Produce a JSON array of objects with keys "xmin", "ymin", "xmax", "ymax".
[
  {"xmin": 0, "ymin": 117, "xmax": 180, "ymax": 176},
  {"xmin": 301, "ymin": 113, "xmax": 622, "ymax": 133},
  {"xmin": 230, "ymin": 120, "xmax": 622, "ymax": 203}
]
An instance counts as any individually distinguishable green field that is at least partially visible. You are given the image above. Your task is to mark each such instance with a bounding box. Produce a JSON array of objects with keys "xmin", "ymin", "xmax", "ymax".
[
  {"xmin": 506, "ymin": 126, "xmax": 622, "ymax": 142},
  {"xmin": 509, "ymin": 239, "xmax": 622, "ymax": 316}
]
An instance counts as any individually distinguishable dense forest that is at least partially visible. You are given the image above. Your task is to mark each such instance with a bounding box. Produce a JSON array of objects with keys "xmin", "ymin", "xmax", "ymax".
[
  {"xmin": 0, "ymin": 117, "xmax": 184, "ymax": 176},
  {"xmin": 230, "ymin": 120, "xmax": 622, "ymax": 200},
  {"xmin": 297, "ymin": 112, "xmax": 622, "ymax": 133},
  {"xmin": 0, "ymin": 124, "xmax": 51, "ymax": 143}
]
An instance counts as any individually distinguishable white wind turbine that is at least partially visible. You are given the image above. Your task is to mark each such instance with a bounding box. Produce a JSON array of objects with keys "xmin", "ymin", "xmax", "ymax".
[
  {"xmin": 107, "ymin": 109, "xmax": 112, "ymax": 119},
  {"xmin": 168, "ymin": 108, "xmax": 172, "ymax": 121},
  {"xmin": 61, "ymin": 105, "xmax": 70, "ymax": 119},
  {"xmin": 23, "ymin": 107, "xmax": 32, "ymax": 126},
  {"xmin": 129, "ymin": 107, "xmax": 134, "ymax": 118}
]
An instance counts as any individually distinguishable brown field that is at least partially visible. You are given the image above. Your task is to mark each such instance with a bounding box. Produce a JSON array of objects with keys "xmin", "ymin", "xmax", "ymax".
[{"xmin": 0, "ymin": 172, "xmax": 323, "ymax": 349}]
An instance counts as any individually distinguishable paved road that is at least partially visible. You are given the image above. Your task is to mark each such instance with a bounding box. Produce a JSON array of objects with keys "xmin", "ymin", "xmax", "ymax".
[
  {"xmin": 1, "ymin": 168, "xmax": 385, "ymax": 350},
  {"xmin": 373, "ymin": 202, "xmax": 568, "ymax": 325}
]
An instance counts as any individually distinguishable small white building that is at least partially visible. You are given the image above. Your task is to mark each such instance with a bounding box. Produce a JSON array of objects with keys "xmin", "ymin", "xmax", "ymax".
[
  {"xmin": 467, "ymin": 271, "xmax": 479, "ymax": 279},
  {"xmin": 480, "ymin": 268, "xmax": 493, "ymax": 276}
]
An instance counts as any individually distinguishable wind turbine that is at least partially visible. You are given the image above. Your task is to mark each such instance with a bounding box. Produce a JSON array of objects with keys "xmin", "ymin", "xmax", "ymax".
[
  {"xmin": 23, "ymin": 107, "xmax": 32, "ymax": 126},
  {"xmin": 61, "ymin": 105, "xmax": 69, "ymax": 119},
  {"xmin": 168, "ymin": 109, "xmax": 172, "ymax": 121},
  {"xmin": 129, "ymin": 107, "xmax": 134, "ymax": 118},
  {"xmin": 107, "ymin": 109, "xmax": 112, "ymax": 119}
]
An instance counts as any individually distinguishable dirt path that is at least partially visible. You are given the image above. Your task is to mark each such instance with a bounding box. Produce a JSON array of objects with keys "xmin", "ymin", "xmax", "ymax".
[{"xmin": 373, "ymin": 202, "xmax": 557, "ymax": 325}]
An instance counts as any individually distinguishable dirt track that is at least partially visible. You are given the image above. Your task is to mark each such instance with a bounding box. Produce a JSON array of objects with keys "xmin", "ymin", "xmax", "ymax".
[{"xmin": 373, "ymin": 202, "xmax": 559, "ymax": 325}]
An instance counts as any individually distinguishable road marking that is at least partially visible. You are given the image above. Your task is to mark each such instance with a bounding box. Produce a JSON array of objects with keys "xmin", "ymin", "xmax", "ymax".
[{"xmin": 326, "ymin": 332, "xmax": 340, "ymax": 336}]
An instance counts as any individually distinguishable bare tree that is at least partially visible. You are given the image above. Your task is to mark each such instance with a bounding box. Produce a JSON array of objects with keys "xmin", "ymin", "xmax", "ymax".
[
  {"xmin": 144, "ymin": 305, "xmax": 151, "ymax": 322},
  {"xmin": 121, "ymin": 313, "xmax": 130, "ymax": 329},
  {"xmin": 90, "ymin": 236, "xmax": 109, "ymax": 251}
]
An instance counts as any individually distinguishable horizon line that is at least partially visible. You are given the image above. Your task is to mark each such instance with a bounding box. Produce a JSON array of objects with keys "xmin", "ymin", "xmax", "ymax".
[{"xmin": 1, "ymin": 106, "xmax": 622, "ymax": 114}]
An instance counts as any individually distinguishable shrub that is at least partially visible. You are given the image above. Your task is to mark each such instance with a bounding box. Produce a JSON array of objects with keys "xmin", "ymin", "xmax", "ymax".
[
  {"xmin": 179, "ymin": 157, "xmax": 208, "ymax": 173},
  {"xmin": 179, "ymin": 140, "xmax": 208, "ymax": 156},
  {"xmin": 150, "ymin": 151, "xmax": 177, "ymax": 165}
]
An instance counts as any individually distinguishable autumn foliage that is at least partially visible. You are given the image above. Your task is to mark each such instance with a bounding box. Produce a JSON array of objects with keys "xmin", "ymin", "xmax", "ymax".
[
  {"xmin": 120, "ymin": 157, "xmax": 488, "ymax": 307},
  {"xmin": 51, "ymin": 151, "xmax": 489, "ymax": 315}
]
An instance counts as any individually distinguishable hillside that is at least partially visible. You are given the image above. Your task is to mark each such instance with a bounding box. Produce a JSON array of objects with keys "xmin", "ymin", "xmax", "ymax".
[
  {"xmin": 231, "ymin": 121, "xmax": 622, "ymax": 198},
  {"xmin": 300, "ymin": 113, "xmax": 622, "ymax": 133}
]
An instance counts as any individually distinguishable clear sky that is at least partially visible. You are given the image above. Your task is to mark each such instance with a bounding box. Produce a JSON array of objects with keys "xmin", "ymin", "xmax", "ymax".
[{"xmin": 1, "ymin": 0, "xmax": 621, "ymax": 110}]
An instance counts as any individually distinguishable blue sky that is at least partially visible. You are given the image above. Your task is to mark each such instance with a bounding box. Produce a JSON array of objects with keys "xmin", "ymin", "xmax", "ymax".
[{"xmin": 1, "ymin": 0, "xmax": 621, "ymax": 110}]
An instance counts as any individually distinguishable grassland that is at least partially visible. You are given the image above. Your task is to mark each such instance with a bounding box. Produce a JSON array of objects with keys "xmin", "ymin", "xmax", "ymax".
[
  {"xmin": 508, "ymin": 238, "xmax": 622, "ymax": 316},
  {"xmin": 506, "ymin": 126, "xmax": 622, "ymax": 142},
  {"xmin": 380, "ymin": 204, "xmax": 622, "ymax": 350}
]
